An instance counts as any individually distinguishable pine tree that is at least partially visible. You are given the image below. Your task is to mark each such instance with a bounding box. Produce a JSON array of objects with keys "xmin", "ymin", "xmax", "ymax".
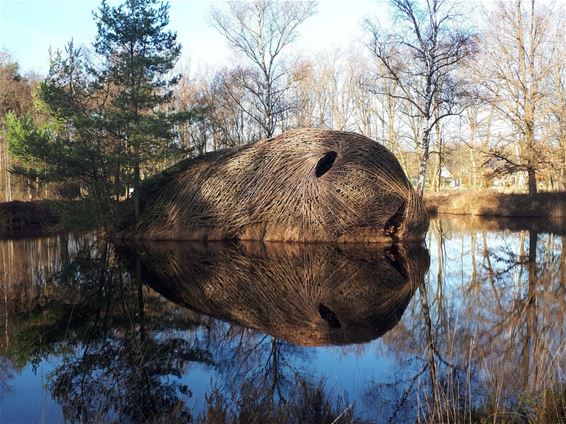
[
  {"xmin": 6, "ymin": 0, "xmax": 188, "ymax": 228},
  {"xmin": 93, "ymin": 0, "xmax": 184, "ymax": 219}
]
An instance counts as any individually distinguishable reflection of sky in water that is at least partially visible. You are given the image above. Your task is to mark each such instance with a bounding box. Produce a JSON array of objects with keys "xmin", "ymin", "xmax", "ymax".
[
  {"xmin": 0, "ymin": 361, "xmax": 62, "ymax": 423},
  {"xmin": 0, "ymin": 216, "xmax": 564, "ymax": 422},
  {"xmin": 0, "ymin": 323, "xmax": 422, "ymax": 421}
]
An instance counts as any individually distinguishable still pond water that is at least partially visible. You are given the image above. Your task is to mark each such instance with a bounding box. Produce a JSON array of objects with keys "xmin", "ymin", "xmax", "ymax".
[{"xmin": 0, "ymin": 215, "xmax": 564, "ymax": 423}]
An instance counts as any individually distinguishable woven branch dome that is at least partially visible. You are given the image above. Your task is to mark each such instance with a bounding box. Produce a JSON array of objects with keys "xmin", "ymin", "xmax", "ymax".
[
  {"xmin": 119, "ymin": 241, "xmax": 430, "ymax": 346},
  {"xmin": 128, "ymin": 128, "xmax": 428, "ymax": 242}
]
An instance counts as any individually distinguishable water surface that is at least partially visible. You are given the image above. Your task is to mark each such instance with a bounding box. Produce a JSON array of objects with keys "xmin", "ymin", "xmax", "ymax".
[{"xmin": 0, "ymin": 216, "xmax": 564, "ymax": 423}]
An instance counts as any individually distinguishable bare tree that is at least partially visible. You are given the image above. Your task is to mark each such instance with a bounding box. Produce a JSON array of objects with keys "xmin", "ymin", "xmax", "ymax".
[
  {"xmin": 477, "ymin": 0, "xmax": 561, "ymax": 195},
  {"xmin": 366, "ymin": 0, "xmax": 475, "ymax": 195},
  {"xmin": 211, "ymin": 0, "xmax": 316, "ymax": 138},
  {"xmin": 550, "ymin": 60, "xmax": 566, "ymax": 189},
  {"xmin": 288, "ymin": 51, "xmax": 361, "ymax": 132}
]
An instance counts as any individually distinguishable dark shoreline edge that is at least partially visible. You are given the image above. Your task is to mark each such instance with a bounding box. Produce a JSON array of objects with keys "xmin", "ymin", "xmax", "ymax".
[{"xmin": 0, "ymin": 200, "xmax": 62, "ymax": 239}]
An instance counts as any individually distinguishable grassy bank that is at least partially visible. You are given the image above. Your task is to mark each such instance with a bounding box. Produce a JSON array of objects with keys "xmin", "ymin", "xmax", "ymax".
[
  {"xmin": 425, "ymin": 190, "xmax": 566, "ymax": 218},
  {"xmin": 432, "ymin": 213, "xmax": 566, "ymax": 235}
]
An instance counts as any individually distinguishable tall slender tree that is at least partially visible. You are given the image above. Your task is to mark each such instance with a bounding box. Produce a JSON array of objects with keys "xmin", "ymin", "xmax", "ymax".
[
  {"xmin": 366, "ymin": 0, "xmax": 475, "ymax": 195},
  {"xmin": 92, "ymin": 0, "xmax": 184, "ymax": 219}
]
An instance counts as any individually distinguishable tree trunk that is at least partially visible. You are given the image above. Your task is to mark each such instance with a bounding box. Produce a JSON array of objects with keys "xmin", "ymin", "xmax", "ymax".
[
  {"xmin": 433, "ymin": 95, "xmax": 442, "ymax": 192},
  {"xmin": 527, "ymin": 167, "xmax": 537, "ymax": 196},
  {"xmin": 416, "ymin": 129, "xmax": 431, "ymax": 197},
  {"xmin": 115, "ymin": 164, "xmax": 121, "ymax": 202},
  {"xmin": 523, "ymin": 229, "xmax": 538, "ymax": 390},
  {"xmin": 437, "ymin": 165, "xmax": 442, "ymax": 192},
  {"xmin": 136, "ymin": 257, "xmax": 146, "ymax": 340},
  {"xmin": 134, "ymin": 161, "xmax": 140, "ymax": 221}
]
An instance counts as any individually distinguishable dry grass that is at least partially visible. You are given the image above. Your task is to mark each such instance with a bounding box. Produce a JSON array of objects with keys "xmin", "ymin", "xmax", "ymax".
[
  {"xmin": 118, "ymin": 241, "xmax": 430, "ymax": 346},
  {"xmin": 425, "ymin": 190, "xmax": 566, "ymax": 218},
  {"xmin": 126, "ymin": 129, "xmax": 428, "ymax": 242},
  {"xmin": 427, "ymin": 213, "xmax": 566, "ymax": 235}
]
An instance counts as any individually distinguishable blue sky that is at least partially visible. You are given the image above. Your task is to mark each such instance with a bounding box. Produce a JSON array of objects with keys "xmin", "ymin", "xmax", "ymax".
[{"xmin": 0, "ymin": 0, "xmax": 385, "ymax": 76}]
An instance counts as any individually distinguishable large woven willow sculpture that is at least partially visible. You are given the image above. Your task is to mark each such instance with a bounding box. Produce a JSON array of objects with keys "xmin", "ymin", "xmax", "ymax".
[
  {"xmin": 119, "ymin": 241, "xmax": 430, "ymax": 346},
  {"xmin": 127, "ymin": 129, "xmax": 428, "ymax": 242}
]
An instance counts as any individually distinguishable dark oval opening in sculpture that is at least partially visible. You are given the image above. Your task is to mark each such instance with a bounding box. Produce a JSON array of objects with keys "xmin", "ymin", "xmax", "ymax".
[
  {"xmin": 315, "ymin": 151, "xmax": 338, "ymax": 178},
  {"xmin": 318, "ymin": 303, "xmax": 341, "ymax": 329}
]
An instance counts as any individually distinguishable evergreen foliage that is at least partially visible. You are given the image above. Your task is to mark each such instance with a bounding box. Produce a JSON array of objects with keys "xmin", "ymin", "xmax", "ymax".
[{"xmin": 5, "ymin": 0, "xmax": 191, "ymax": 230}]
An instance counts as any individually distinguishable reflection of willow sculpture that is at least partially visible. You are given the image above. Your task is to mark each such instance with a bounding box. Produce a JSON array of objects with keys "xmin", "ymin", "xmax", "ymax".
[
  {"xmin": 119, "ymin": 241, "xmax": 430, "ymax": 346},
  {"xmin": 126, "ymin": 129, "xmax": 428, "ymax": 242}
]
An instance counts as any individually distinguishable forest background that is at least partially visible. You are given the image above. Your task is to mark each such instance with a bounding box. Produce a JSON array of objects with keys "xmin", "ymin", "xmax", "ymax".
[{"xmin": 1, "ymin": 0, "xmax": 564, "ymax": 229}]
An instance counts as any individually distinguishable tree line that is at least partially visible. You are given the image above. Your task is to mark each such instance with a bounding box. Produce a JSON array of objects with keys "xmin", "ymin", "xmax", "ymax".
[{"xmin": 1, "ymin": 0, "xmax": 565, "ymax": 227}]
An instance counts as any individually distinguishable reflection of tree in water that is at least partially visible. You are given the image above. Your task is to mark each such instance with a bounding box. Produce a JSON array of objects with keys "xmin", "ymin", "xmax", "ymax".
[
  {"xmin": 0, "ymin": 237, "xmax": 213, "ymax": 423},
  {"xmin": 194, "ymin": 320, "xmax": 372, "ymax": 423},
  {"xmin": 367, "ymin": 217, "xmax": 566, "ymax": 422},
  {"xmin": 0, "ymin": 236, "xmax": 382, "ymax": 423},
  {"xmin": 0, "ymin": 234, "xmax": 82, "ymax": 397},
  {"xmin": 0, "ymin": 357, "xmax": 14, "ymax": 398},
  {"xmin": 211, "ymin": 328, "xmax": 305, "ymax": 403},
  {"xmin": 51, "ymin": 248, "xmax": 216, "ymax": 422},
  {"xmin": 173, "ymin": 304, "xmax": 369, "ymax": 422},
  {"xmin": 50, "ymin": 331, "xmax": 208, "ymax": 422},
  {"xmin": 123, "ymin": 241, "xmax": 428, "ymax": 346},
  {"xmin": 118, "ymin": 240, "xmax": 431, "ymax": 423},
  {"xmin": 205, "ymin": 375, "xmax": 367, "ymax": 424}
]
